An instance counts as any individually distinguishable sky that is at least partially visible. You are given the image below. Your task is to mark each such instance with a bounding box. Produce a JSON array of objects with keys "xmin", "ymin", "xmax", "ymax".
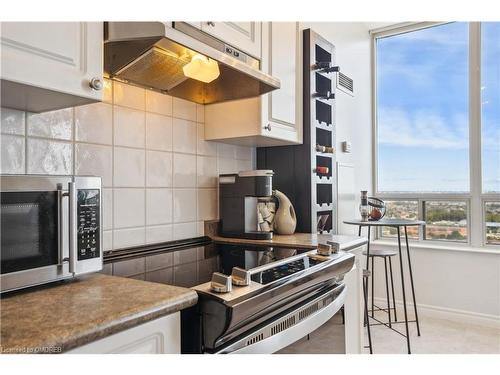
[{"xmin": 376, "ymin": 22, "xmax": 500, "ymax": 193}]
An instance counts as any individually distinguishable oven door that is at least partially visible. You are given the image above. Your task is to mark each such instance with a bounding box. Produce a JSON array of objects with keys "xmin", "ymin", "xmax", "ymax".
[
  {"xmin": 0, "ymin": 176, "xmax": 72, "ymax": 292},
  {"xmin": 216, "ymin": 283, "xmax": 347, "ymax": 354}
]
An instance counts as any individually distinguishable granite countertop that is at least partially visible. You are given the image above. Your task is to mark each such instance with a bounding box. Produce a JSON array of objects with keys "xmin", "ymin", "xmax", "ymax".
[
  {"xmin": 0, "ymin": 273, "xmax": 198, "ymax": 353},
  {"xmin": 211, "ymin": 233, "xmax": 367, "ymax": 251}
]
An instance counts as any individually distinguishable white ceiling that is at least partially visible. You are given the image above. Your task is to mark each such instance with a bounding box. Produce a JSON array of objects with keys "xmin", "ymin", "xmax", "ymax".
[{"xmin": 361, "ymin": 22, "xmax": 403, "ymax": 32}]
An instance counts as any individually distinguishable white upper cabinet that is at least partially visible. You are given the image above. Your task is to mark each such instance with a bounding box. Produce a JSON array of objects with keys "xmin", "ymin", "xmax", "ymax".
[
  {"xmin": 1, "ymin": 22, "xmax": 103, "ymax": 112},
  {"xmin": 204, "ymin": 22, "xmax": 302, "ymax": 147},
  {"xmin": 201, "ymin": 22, "xmax": 262, "ymax": 58}
]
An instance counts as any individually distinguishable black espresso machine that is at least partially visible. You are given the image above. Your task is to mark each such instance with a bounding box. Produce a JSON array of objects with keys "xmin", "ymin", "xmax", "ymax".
[{"xmin": 219, "ymin": 170, "xmax": 274, "ymax": 240}]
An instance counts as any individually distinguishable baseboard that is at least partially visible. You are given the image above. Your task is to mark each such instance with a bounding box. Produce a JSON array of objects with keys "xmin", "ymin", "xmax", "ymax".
[{"xmin": 373, "ymin": 297, "xmax": 500, "ymax": 329}]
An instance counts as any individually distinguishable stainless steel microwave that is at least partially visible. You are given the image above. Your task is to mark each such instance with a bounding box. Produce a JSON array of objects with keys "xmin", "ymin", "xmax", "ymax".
[{"xmin": 1, "ymin": 175, "xmax": 103, "ymax": 293}]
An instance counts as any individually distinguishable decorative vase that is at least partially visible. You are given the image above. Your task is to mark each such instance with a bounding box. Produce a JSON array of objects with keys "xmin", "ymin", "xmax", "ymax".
[
  {"xmin": 273, "ymin": 190, "xmax": 297, "ymax": 235},
  {"xmin": 359, "ymin": 190, "xmax": 369, "ymax": 222}
]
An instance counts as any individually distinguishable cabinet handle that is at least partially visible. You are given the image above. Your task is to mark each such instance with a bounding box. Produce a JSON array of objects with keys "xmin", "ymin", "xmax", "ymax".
[
  {"xmin": 263, "ymin": 124, "xmax": 272, "ymax": 132},
  {"xmin": 89, "ymin": 77, "xmax": 103, "ymax": 91},
  {"xmin": 207, "ymin": 21, "xmax": 216, "ymax": 27}
]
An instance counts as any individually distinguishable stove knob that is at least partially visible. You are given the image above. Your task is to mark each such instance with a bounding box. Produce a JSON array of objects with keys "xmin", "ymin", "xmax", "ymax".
[
  {"xmin": 231, "ymin": 267, "xmax": 250, "ymax": 286},
  {"xmin": 210, "ymin": 272, "xmax": 232, "ymax": 293},
  {"xmin": 317, "ymin": 243, "xmax": 333, "ymax": 256}
]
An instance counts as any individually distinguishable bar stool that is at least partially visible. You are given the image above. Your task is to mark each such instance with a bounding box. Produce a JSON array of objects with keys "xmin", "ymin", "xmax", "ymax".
[
  {"xmin": 345, "ymin": 219, "xmax": 424, "ymax": 353},
  {"xmin": 362, "ymin": 269, "xmax": 373, "ymax": 353},
  {"xmin": 363, "ymin": 248, "xmax": 398, "ymax": 327}
]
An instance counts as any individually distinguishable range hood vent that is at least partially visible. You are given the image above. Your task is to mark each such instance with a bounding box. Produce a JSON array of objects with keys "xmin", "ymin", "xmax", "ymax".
[{"xmin": 104, "ymin": 22, "xmax": 280, "ymax": 105}]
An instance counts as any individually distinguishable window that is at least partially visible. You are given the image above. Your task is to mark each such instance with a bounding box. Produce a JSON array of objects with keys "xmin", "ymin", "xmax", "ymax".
[
  {"xmin": 485, "ymin": 202, "xmax": 500, "ymax": 245},
  {"xmin": 381, "ymin": 200, "xmax": 419, "ymax": 239},
  {"xmin": 373, "ymin": 22, "xmax": 500, "ymax": 247},
  {"xmin": 481, "ymin": 23, "xmax": 500, "ymax": 194},
  {"xmin": 424, "ymin": 201, "xmax": 468, "ymax": 242},
  {"xmin": 376, "ymin": 22, "xmax": 469, "ymax": 193}
]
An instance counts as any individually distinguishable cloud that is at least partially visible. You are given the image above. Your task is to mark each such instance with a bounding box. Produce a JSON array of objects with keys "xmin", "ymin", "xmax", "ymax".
[
  {"xmin": 378, "ymin": 107, "xmax": 469, "ymax": 149},
  {"xmin": 394, "ymin": 23, "xmax": 468, "ymax": 48}
]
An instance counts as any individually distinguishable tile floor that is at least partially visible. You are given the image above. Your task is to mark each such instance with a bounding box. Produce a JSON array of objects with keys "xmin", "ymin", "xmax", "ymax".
[{"xmin": 278, "ymin": 309, "xmax": 500, "ymax": 354}]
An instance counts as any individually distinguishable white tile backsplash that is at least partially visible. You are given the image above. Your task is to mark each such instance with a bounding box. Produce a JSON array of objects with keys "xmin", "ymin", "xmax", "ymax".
[
  {"xmin": 113, "ymin": 227, "xmax": 146, "ymax": 249},
  {"xmin": 75, "ymin": 143, "xmax": 113, "ymax": 187},
  {"xmin": 114, "ymin": 188, "xmax": 145, "ymax": 228},
  {"xmin": 172, "ymin": 118, "xmax": 197, "ymax": 154},
  {"xmin": 173, "ymin": 189, "xmax": 197, "ymax": 222},
  {"xmin": 113, "ymin": 81, "xmax": 145, "ymax": 110},
  {"xmin": 197, "ymin": 155, "xmax": 217, "ymax": 188},
  {"xmin": 114, "ymin": 147, "xmax": 145, "ymax": 187},
  {"xmin": 172, "ymin": 222, "xmax": 198, "ymax": 240},
  {"xmin": 196, "ymin": 122, "xmax": 217, "ymax": 156},
  {"xmin": 197, "ymin": 189, "xmax": 217, "ymax": 220},
  {"xmin": 146, "ymin": 188, "xmax": 173, "ymax": 225},
  {"xmin": 75, "ymin": 103, "xmax": 112, "ymax": 145},
  {"xmin": 27, "ymin": 138, "xmax": 72, "ymax": 175},
  {"xmin": 1, "ymin": 108, "xmax": 25, "ymax": 135},
  {"xmin": 236, "ymin": 145, "xmax": 253, "ymax": 160},
  {"xmin": 217, "ymin": 143, "xmax": 237, "ymax": 159},
  {"xmin": 113, "ymin": 106, "xmax": 145, "ymax": 148},
  {"xmin": 103, "ymin": 230, "xmax": 113, "ymax": 251},
  {"xmin": 218, "ymin": 157, "xmax": 238, "ymax": 175},
  {"xmin": 1, "ymin": 135, "xmax": 25, "ymax": 174},
  {"xmin": 196, "ymin": 104, "xmax": 205, "ymax": 123},
  {"xmin": 146, "ymin": 150, "xmax": 172, "ymax": 187},
  {"xmin": 1, "ymin": 80, "xmax": 254, "ymax": 251},
  {"xmin": 172, "ymin": 97, "xmax": 196, "ymax": 121},
  {"xmin": 146, "ymin": 224, "xmax": 173, "ymax": 244},
  {"xmin": 103, "ymin": 189, "xmax": 113, "ymax": 230},
  {"xmin": 145, "ymin": 112, "xmax": 172, "ymax": 152},
  {"xmin": 173, "ymin": 153, "xmax": 196, "ymax": 187},
  {"xmin": 27, "ymin": 108, "xmax": 73, "ymax": 140},
  {"xmin": 146, "ymin": 91, "xmax": 173, "ymax": 116}
]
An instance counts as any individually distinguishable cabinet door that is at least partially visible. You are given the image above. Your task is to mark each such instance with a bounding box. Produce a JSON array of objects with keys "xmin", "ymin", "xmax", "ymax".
[
  {"xmin": 204, "ymin": 22, "xmax": 301, "ymax": 147},
  {"xmin": 67, "ymin": 313, "xmax": 180, "ymax": 354},
  {"xmin": 1, "ymin": 22, "xmax": 103, "ymax": 106},
  {"xmin": 260, "ymin": 22, "xmax": 302, "ymax": 143},
  {"xmin": 201, "ymin": 22, "xmax": 261, "ymax": 58}
]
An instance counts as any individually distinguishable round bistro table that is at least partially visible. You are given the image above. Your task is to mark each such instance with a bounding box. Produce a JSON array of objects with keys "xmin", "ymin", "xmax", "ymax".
[{"xmin": 344, "ymin": 218, "xmax": 425, "ymax": 354}]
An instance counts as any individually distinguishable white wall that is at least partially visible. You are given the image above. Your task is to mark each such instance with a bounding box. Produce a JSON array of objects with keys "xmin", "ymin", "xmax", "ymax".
[
  {"xmin": 368, "ymin": 245, "xmax": 500, "ymax": 320},
  {"xmin": 301, "ymin": 22, "xmax": 500, "ymax": 322},
  {"xmin": 0, "ymin": 80, "xmax": 254, "ymax": 251}
]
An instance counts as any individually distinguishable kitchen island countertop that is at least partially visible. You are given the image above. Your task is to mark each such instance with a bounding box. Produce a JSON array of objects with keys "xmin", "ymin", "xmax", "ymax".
[
  {"xmin": 0, "ymin": 273, "xmax": 197, "ymax": 353},
  {"xmin": 211, "ymin": 233, "xmax": 367, "ymax": 251}
]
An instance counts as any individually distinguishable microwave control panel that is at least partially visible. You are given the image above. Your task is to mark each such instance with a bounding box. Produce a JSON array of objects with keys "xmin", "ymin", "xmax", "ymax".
[{"xmin": 77, "ymin": 189, "xmax": 100, "ymax": 260}]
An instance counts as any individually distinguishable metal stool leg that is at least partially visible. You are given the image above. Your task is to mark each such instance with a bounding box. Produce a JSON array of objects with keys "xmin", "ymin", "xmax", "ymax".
[
  {"xmin": 404, "ymin": 226, "xmax": 421, "ymax": 336},
  {"xmin": 397, "ymin": 227, "xmax": 411, "ymax": 354},
  {"xmin": 388, "ymin": 257, "xmax": 397, "ymax": 321},
  {"xmin": 363, "ymin": 275, "xmax": 373, "ymax": 354},
  {"xmin": 371, "ymin": 252, "xmax": 374, "ymax": 318},
  {"xmin": 384, "ymin": 257, "xmax": 392, "ymax": 328}
]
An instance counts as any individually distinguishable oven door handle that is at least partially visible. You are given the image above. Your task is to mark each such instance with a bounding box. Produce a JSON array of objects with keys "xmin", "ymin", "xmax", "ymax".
[{"xmin": 68, "ymin": 181, "xmax": 77, "ymax": 274}]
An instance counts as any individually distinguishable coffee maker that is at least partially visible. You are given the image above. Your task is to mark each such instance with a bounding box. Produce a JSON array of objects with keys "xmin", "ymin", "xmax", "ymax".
[{"xmin": 219, "ymin": 170, "xmax": 274, "ymax": 240}]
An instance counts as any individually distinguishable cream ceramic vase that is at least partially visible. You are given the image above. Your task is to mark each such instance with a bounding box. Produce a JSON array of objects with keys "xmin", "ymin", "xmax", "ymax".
[{"xmin": 273, "ymin": 190, "xmax": 297, "ymax": 235}]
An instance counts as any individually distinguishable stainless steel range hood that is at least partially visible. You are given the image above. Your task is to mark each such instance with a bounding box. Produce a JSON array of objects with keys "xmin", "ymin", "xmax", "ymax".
[{"xmin": 104, "ymin": 22, "xmax": 280, "ymax": 105}]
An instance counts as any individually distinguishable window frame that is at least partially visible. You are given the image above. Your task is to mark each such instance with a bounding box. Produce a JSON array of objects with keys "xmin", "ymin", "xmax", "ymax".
[{"xmin": 371, "ymin": 22, "xmax": 499, "ymax": 248}]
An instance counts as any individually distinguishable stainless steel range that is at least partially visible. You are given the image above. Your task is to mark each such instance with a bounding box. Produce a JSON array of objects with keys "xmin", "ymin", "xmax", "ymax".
[{"xmin": 181, "ymin": 244, "xmax": 355, "ymax": 354}]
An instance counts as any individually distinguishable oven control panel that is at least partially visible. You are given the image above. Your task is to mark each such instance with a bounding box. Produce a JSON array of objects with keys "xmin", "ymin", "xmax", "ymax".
[
  {"xmin": 77, "ymin": 189, "xmax": 100, "ymax": 260},
  {"xmin": 251, "ymin": 257, "xmax": 324, "ymax": 285}
]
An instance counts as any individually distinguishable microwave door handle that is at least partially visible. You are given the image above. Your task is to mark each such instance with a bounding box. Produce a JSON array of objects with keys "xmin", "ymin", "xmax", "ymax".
[
  {"xmin": 57, "ymin": 185, "xmax": 65, "ymax": 266},
  {"xmin": 68, "ymin": 181, "xmax": 77, "ymax": 274}
]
